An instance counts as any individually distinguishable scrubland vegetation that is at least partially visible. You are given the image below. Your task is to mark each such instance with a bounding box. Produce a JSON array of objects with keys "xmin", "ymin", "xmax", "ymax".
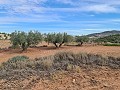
[{"xmin": 0, "ymin": 52, "xmax": 120, "ymax": 89}]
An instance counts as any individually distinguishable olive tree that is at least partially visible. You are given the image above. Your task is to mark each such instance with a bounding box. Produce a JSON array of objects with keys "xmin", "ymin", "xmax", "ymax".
[
  {"xmin": 10, "ymin": 31, "xmax": 42, "ymax": 51},
  {"xmin": 75, "ymin": 36, "xmax": 89, "ymax": 46},
  {"xmin": 45, "ymin": 32, "xmax": 73, "ymax": 47},
  {"xmin": 27, "ymin": 31, "xmax": 43, "ymax": 46}
]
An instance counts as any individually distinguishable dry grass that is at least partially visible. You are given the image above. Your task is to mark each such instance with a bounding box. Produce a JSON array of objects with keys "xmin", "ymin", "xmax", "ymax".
[{"xmin": 0, "ymin": 52, "xmax": 120, "ymax": 90}]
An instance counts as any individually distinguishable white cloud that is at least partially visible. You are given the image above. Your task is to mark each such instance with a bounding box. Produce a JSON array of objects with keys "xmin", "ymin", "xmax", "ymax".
[
  {"xmin": 0, "ymin": 0, "xmax": 120, "ymax": 24},
  {"xmin": 0, "ymin": 0, "xmax": 120, "ymax": 16},
  {"xmin": 43, "ymin": 5, "xmax": 118, "ymax": 13},
  {"xmin": 110, "ymin": 19, "xmax": 120, "ymax": 22},
  {"xmin": 90, "ymin": 14, "xmax": 95, "ymax": 17},
  {"xmin": 0, "ymin": 14, "xmax": 63, "ymax": 24},
  {"xmin": 83, "ymin": 4, "xmax": 118, "ymax": 13},
  {"xmin": 54, "ymin": 0, "xmax": 120, "ymax": 13},
  {"xmin": 0, "ymin": 0, "xmax": 47, "ymax": 14}
]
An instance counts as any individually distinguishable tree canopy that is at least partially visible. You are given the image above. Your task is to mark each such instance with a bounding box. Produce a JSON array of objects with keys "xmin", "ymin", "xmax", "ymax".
[
  {"xmin": 75, "ymin": 36, "xmax": 89, "ymax": 46},
  {"xmin": 10, "ymin": 31, "xmax": 42, "ymax": 51},
  {"xmin": 45, "ymin": 32, "xmax": 73, "ymax": 47}
]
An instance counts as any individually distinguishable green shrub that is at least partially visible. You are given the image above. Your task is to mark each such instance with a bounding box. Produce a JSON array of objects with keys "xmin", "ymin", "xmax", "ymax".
[
  {"xmin": 0, "ymin": 56, "xmax": 29, "ymax": 70},
  {"xmin": 104, "ymin": 43, "xmax": 120, "ymax": 46},
  {"xmin": 8, "ymin": 56, "xmax": 29, "ymax": 63}
]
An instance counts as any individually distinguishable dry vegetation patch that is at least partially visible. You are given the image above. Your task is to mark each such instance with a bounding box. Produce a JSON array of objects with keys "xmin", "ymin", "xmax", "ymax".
[{"xmin": 0, "ymin": 52, "xmax": 120, "ymax": 90}]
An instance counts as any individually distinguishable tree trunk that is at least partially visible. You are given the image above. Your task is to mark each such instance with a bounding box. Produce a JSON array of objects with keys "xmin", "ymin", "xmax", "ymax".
[
  {"xmin": 59, "ymin": 42, "xmax": 64, "ymax": 47},
  {"xmin": 22, "ymin": 43, "xmax": 27, "ymax": 51},
  {"xmin": 78, "ymin": 42, "xmax": 83, "ymax": 46},
  {"xmin": 80, "ymin": 42, "xmax": 83, "ymax": 46},
  {"xmin": 53, "ymin": 42, "xmax": 58, "ymax": 48},
  {"xmin": 48, "ymin": 42, "xmax": 49, "ymax": 45}
]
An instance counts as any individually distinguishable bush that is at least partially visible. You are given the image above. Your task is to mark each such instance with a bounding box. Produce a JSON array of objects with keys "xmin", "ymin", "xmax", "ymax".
[
  {"xmin": 0, "ymin": 52, "xmax": 120, "ymax": 82},
  {"xmin": 8, "ymin": 56, "xmax": 29, "ymax": 62},
  {"xmin": 53, "ymin": 52, "xmax": 120, "ymax": 69},
  {"xmin": 0, "ymin": 52, "xmax": 120, "ymax": 90},
  {"xmin": 53, "ymin": 52, "xmax": 75, "ymax": 70},
  {"xmin": 104, "ymin": 43, "xmax": 120, "ymax": 46},
  {"xmin": 0, "ymin": 56, "xmax": 29, "ymax": 70}
]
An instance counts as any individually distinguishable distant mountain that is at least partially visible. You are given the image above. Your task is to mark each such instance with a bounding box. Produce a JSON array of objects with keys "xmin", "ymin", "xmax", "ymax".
[{"xmin": 87, "ymin": 30, "xmax": 120, "ymax": 38}]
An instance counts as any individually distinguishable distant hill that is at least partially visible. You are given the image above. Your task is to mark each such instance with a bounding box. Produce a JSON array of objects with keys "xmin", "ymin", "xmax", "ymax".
[
  {"xmin": 87, "ymin": 30, "xmax": 120, "ymax": 38},
  {"xmin": 0, "ymin": 32, "xmax": 10, "ymax": 40}
]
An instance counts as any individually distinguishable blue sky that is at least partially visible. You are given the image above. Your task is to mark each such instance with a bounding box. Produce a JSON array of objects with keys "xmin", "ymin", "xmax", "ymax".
[{"xmin": 0, "ymin": 0, "xmax": 120, "ymax": 35}]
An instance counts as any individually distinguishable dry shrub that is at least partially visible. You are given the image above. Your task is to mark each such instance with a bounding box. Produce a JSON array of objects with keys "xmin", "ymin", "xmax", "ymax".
[
  {"xmin": 0, "ymin": 52, "xmax": 120, "ymax": 81},
  {"xmin": 0, "ymin": 56, "xmax": 29, "ymax": 70},
  {"xmin": 66, "ymin": 64, "xmax": 81, "ymax": 72},
  {"xmin": 0, "ymin": 52, "xmax": 120, "ymax": 89},
  {"xmin": 34, "ymin": 56, "xmax": 54, "ymax": 71}
]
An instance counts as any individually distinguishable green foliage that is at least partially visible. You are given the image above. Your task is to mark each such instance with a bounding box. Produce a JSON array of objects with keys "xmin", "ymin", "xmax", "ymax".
[
  {"xmin": 64, "ymin": 34, "xmax": 74, "ymax": 42},
  {"xmin": 95, "ymin": 34, "xmax": 120, "ymax": 43},
  {"xmin": 10, "ymin": 31, "xmax": 28, "ymax": 51},
  {"xmin": 27, "ymin": 31, "xmax": 43, "ymax": 46},
  {"xmin": 10, "ymin": 31, "xmax": 42, "ymax": 51},
  {"xmin": 0, "ymin": 32, "xmax": 5, "ymax": 34},
  {"xmin": 75, "ymin": 36, "xmax": 89, "ymax": 46},
  {"xmin": 104, "ymin": 43, "xmax": 120, "ymax": 46},
  {"xmin": 45, "ymin": 32, "xmax": 73, "ymax": 47},
  {"xmin": 0, "ymin": 56, "xmax": 29, "ymax": 71},
  {"xmin": 8, "ymin": 56, "xmax": 29, "ymax": 63}
]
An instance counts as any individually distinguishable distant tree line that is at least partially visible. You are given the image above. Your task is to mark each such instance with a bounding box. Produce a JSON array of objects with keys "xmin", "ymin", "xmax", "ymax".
[{"xmin": 94, "ymin": 34, "xmax": 120, "ymax": 43}]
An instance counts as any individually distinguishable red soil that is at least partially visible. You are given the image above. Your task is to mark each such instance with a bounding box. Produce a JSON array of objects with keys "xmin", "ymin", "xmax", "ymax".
[{"xmin": 0, "ymin": 45, "xmax": 120, "ymax": 63}]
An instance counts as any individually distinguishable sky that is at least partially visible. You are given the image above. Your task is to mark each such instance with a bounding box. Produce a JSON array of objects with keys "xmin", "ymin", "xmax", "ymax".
[{"xmin": 0, "ymin": 0, "xmax": 120, "ymax": 35}]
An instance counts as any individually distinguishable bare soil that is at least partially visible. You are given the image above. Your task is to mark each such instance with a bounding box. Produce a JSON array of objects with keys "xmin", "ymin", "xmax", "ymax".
[
  {"xmin": 0, "ymin": 68, "xmax": 120, "ymax": 90},
  {"xmin": 32, "ymin": 68, "xmax": 120, "ymax": 90},
  {"xmin": 0, "ymin": 40, "xmax": 120, "ymax": 90},
  {"xmin": 0, "ymin": 42, "xmax": 120, "ymax": 63}
]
